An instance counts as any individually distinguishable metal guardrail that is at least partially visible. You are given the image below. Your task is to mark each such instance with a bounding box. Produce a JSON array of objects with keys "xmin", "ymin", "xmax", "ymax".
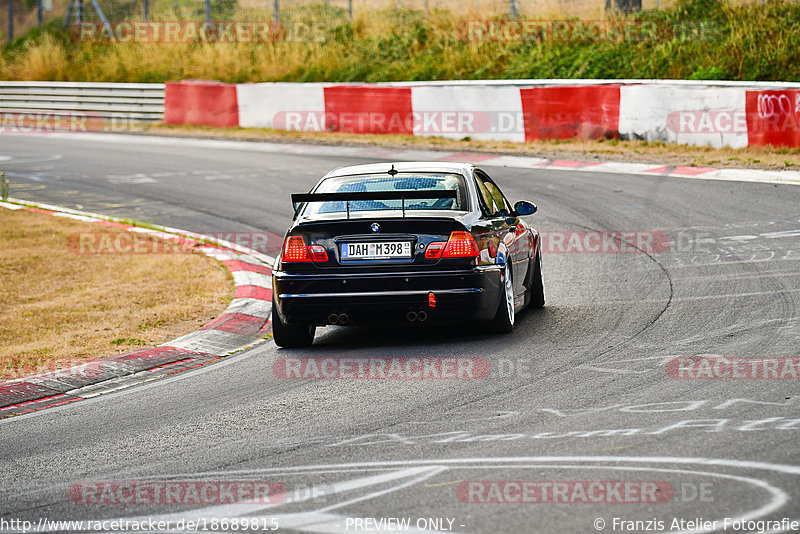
[{"xmin": 0, "ymin": 81, "xmax": 166, "ymax": 122}]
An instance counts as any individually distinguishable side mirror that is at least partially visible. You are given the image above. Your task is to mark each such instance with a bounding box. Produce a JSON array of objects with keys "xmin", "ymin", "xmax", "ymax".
[{"xmin": 513, "ymin": 200, "xmax": 537, "ymax": 216}]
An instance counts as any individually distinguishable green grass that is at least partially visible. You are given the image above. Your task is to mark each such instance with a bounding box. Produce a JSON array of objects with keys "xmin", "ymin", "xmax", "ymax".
[{"xmin": 1, "ymin": 0, "xmax": 798, "ymax": 82}]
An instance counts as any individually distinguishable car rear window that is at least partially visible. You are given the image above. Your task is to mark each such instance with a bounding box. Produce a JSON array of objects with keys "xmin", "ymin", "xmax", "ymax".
[{"xmin": 304, "ymin": 173, "xmax": 468, "ymax": 215}]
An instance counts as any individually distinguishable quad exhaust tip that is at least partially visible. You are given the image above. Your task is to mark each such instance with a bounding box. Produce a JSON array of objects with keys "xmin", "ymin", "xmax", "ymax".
[
  {"xmin": 406, "ymin": 311, "xmax": 428, "ymax": 322},
  {"xmin": 328, "ymin": 313, "xmax": 350, "ymax": 325},
  {"xmin": 328, "ymin": 313, "xmax": 350, "ymax": 324},
  {"xmin": 333, "ymin": 311, "xmax": 427, "ymax": 324}
]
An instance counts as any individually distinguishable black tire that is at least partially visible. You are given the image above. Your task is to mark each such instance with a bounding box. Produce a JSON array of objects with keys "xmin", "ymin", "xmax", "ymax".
[
  {"xmin": 271, "ymin": 300, "xmax": 316, "ymax": 348},
  {"xmin": 529, "ymin": 253, "xmax": 545, "ymax": 309},
  {"xmin": 489, "ymin": 262, "xmax": 515, "ymax": 334}
]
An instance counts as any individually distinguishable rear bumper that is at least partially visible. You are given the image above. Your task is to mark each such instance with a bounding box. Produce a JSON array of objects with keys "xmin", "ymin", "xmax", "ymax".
[{"xmin": 272, "ymin": 266, "xmax": 503, "ymax": 326}]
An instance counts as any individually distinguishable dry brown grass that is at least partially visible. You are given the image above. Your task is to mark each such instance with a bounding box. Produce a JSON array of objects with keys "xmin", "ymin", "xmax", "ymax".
[
  {"xmin": 0, "ymin": 208, "xmax": 234, "ymax": 381},
  {"xmin": 254, "ymin": 0, "xmax": 662, "ymax": 18},
  {"xmin": 4, "ymin": 0, "xmax": 793, "ymax": 82},
  {"xmin": 0, "ymin": 3, "xmax": 645, "ymax": 82},
  {"xmin": 0, "ymin": 54, "xmax": 9, "ymax": 79},
  {"xmin": 10, "ymin": 33, "xmax": 69, "ymax": 81},
  {"xmin": 140, "ymin": 122, "xmax": 800, "ymax": 171}
]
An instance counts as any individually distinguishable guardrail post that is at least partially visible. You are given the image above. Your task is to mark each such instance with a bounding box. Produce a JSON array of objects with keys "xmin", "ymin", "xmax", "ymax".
[
  {"xmin": 7, "ymin": 0, "xmax": 13, "ymax": 44},
  {"xmin": 63, "ymin": 0, "xmax": 73, "ymax": 29},
  {"xmin": 87, "ymin": 0, "xmax": 112, "ymax": 34},
  {"xmin": 347, "ymin": 0, "xmax": 352, "ymax": 20},
  {"xmin": 62, "ymin": 0, "xmax": 110, "ymax": 31},
  {"xmin": 143, "ymin": 0, "xmax": 149, "ymax": 21},
  {"xmin": 205, "ymin": 0, "xmax": 210, "ymax": 24},
  {"xmin": 37, "ymin": 0, "xmax": 42, "ymax": 27},
  {"xmin": 1, "ymin": 171, "xmax": 8, "ymax": 202},
  {"xmin": 272, "ymin": 0, "xmax": 278, "ymax": 21},
  {"xmin": 509, "ymin": 0, "xmax": 517, "ymax": 19}
]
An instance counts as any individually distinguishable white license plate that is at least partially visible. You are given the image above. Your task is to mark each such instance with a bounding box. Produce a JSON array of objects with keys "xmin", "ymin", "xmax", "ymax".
[{"xmin": 341, "ymin": 241, "xmax": 412, "ymax": 260}]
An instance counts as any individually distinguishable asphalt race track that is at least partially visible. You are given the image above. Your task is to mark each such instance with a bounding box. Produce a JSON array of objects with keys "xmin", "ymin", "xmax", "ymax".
[{"xmin": 1, "ymin": 133, "xmax": 800, "ymax": 533}]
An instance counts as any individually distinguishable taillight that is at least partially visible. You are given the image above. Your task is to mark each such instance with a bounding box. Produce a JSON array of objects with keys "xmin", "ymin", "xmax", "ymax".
[
  {"xmin": 308, "ymin": 244, "xmax": 329, "ymax": 262},
  {"xmin": 282, "ymin": 236, "xmax": 328, "ymax": 263},
  {"xmin": 282, "ymin": 235, "xmax": 311, "ymax": 262},
  {"xmin": 442, "ymin": 231, "xmax": 480, "ymax": 258},
  {"xmin": 424, "ymin": 241, "xmax": 446, "ymax": 259}
]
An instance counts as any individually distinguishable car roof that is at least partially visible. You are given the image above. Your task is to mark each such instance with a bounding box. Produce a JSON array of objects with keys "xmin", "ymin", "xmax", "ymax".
[{"xmin": 322, "ymin": 161, "xmax": 476, "ymax": 179}]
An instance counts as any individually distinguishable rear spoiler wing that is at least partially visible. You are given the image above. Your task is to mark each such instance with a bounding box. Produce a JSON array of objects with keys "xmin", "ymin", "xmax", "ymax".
[{"xmin": 291, "ymin": 190, "xmax": 458, "ymax": 218}]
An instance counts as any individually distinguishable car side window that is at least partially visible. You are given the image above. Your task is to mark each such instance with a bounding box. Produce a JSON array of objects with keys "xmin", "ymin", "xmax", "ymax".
[
  {"xmin": 474, "ymin": 173, "xmax": 494, "ymax": 215},
  {"xmin": 474, "ymin": 170, "xmax": 511, "ymax": 216}
]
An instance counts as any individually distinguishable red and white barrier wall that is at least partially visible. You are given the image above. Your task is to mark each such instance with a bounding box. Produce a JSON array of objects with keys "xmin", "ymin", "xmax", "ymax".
[
  {"xmin": 618, "ymin": 85, "xmax": 747, "ymax": 149},
  {"xmin": 165, "ymin": 80, "xmax": 239, "ymax": 128},
  {"xmin": 165, "ymin": 80, "xmax": 800, "ymax": 149}
]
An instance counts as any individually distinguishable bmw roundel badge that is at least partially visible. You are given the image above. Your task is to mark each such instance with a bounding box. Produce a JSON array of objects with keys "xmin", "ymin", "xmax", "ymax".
[{"xmin": 371, "ymin": 223, "xmax": 381, "ymax": 233}]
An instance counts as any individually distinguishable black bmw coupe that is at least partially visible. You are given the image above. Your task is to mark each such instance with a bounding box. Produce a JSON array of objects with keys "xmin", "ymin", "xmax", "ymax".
[{"xmin": 271, "ymin": 162, "xmax": 544, "ymax": 347}]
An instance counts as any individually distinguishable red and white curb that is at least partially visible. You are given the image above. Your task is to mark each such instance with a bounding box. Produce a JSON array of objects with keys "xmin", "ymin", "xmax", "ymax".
[
  {"xmin": 0, "ymin": 198, "xmax": 274, "ymax": 417},
  {"xmin": 169, "ymin": 80, "xmax": 800, "ymax": 150},
  {"xmin": 43, "ymin": 132, "xmax": 800, "ymax": 186}
]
